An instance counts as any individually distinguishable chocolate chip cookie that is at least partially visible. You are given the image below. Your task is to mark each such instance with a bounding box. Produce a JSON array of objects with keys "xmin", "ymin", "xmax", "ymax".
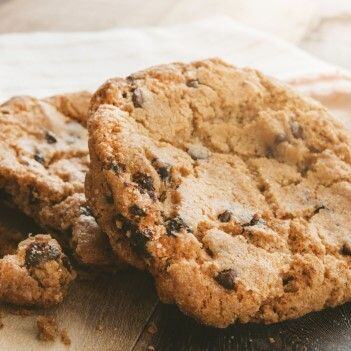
[
  {"xmin": 0, "ymin": 234, "xmax": 75, "ymax": 306},
  {"xmin": 0, "ymin": 94, "xmax": 115, "ymax": 267},
  {"xmin": 87, "ymin": 59, "xmax": 351, "ymax": 327}
]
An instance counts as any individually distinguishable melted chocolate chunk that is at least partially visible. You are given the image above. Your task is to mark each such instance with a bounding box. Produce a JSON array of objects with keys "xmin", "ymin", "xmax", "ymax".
[
  {"xmin": 186, "ymin": 79, "xmax": 199, "ymax": 88},
  {"xmin": 215, "ymin": 269, "xmax": 237, "ymax": 290},
  {"xmin": 129, "ymin": 204, "xmax": 146, "ymax": 217},
  {"xmin": 341, "ymin": 242, "xmax": 351, "ymax": 256},
  {"xmin": 291, "ymin": 121, "xmax": 304, "ymax": 139},
  {"xmin": 80, "ymin": 206, "xmax": 92, "ymax": 217},
  {"xmin": 218, "ymin": 210, "xmax": 232, "ymax": 223},
  {"xmin": 45, "ymin": 131, "xmax": 57, "ymax": 144},
  {"xmin": 152, "ymin": 159, "xmax": 171, "ymax": 181},
  {"xmin": 165, "ymin": 217, "xmax": 190, "ymax": 236},
  {"xmin": 25, "ymin": 242, "xmax": 61, "ymax": 268},
  {"xmin": 34, "ymin": 152, "xmax": 45, "ymax": 164},
  {"xmin": 159, "ymin": 191, "xmax": 167, "ymax": 202},
  {"xmin": 314, "ymin": 205, "xmax": 326, "ymax": 214},
  {"xmin": 249, "ymin": 213, "xmax": 260, "ymax": 226},
  {"xmin": 243, "ymin": 213, "xmax": 263, "ymax": 227},
  {"xmin": 130, "ymin": 228, "xmax": 152, "ymax": 255},
  {"xmin": 115, "ymin": 214, "xmax": 151, "ymax": 254},
  {"xmin": 132, "ymin": 88, "xmax": 143, "ymax": 108},
  {"xmin": 132, "ymin": 172, "xmax": 155, "ymax": 198}
]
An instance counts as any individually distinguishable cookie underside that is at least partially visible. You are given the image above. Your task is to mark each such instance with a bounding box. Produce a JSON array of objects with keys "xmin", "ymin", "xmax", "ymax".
[{"xmin": 87, "ymin": 59, "xmax": 351, "ymax": 327}]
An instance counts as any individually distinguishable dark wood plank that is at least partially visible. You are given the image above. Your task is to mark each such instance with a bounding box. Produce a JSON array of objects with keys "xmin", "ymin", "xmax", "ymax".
[{"xmin": 133, "ymin": 301, "xmax": 351, "ymax": 351}]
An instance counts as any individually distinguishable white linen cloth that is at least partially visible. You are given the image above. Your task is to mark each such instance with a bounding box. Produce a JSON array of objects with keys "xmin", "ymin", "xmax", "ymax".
[{"xmin": 0, "ymin": 16, "xmax": 350, "ymax": 127}]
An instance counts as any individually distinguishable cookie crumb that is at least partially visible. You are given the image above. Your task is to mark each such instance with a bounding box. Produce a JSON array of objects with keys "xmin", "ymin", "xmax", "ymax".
[
  {"xmin": 269, "ymin": 337, "xmax": 275, "ymax": 344},
  {"xmin": 147, "ymin": 322, "xmax": 158, "ymax": 335},
  {"xmin": 37, "ymin": 315, "xmax": 58, "ymax": 341},
  {"xmin": 147, "ymin": 346, "xmax": 155, "ymax": 351},
  {"xmin": 60, "ymin": 329, "xmax": 71, "ymax": 346}
]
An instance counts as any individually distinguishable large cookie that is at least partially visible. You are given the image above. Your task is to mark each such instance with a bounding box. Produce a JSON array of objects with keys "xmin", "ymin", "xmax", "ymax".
[
  {"xmin": 0, "ymin": 234, "xmax": 75, "ymax": 306},
  {"xmin": 86, "ymin": 59, "xmax": 351, "ymax": 327},
  {"xmin": 0, "ymin": 93, "xmax": 115, "ymax": 267}
]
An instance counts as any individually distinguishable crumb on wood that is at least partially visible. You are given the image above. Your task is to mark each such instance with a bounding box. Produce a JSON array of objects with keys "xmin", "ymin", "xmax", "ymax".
[
  {"xmin": 147, "ymin": 322, "xmax": 158, "ymax": 335},
  {"xmin": 269, "ymin": 337, "xmax": 275, "ymax": 344},
  {"xmin": 147, "ymin": 346, "xmax": 155, "ymax": 351},
  {"xmin": 37, "ymin": 315, "xmax": 71, "ymax": 346},
  {"xmin": 60, "ymin": 328, "xmax": 71, "ymax": 346},
  {"xmin": 37, "ymin": 315, "xmax": 58, "ymax": 342}
]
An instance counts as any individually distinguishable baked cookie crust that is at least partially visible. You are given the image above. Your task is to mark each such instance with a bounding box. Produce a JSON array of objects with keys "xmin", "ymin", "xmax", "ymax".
[{"xmin": 87, "ymin": 59, "xmax": 351, "ymax": 327}]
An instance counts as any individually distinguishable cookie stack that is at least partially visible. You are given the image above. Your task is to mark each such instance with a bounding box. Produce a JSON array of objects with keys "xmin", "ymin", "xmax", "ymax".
[{"xmin": 1, "ymin": 59, "xmax": 351, "ymax": 328}]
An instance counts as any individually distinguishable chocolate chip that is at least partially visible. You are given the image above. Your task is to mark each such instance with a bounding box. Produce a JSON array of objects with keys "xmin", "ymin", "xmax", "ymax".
[
  {"xmin": 152, "ymin": 159, "xmax": 171, "ymax": 181},
  {"xmin": 186, "ymin": 79, "xmax": 199, "ymax": 88},
  {"xmin": 132, "ymin": 172, "xmax": 155, "ymax": 198},
  {"xmin": 165, "ymin": 217, "xmax": 190, "ymax": 236},
  {"xmin": 187, "ymin": 144, "xmax": 210, "ymax": 160},
  {"xmin": 45, "ymin": 131, "xmax": 57, "ymax": 144},
  {"xmin": 132, "ymin": 88, "xmax": 143, "ymax": 108},
  {"xmin": 159, "ymin": 191, "xmax": 167, "ymax": 202},
  {"xmin": 34, "ymin": 152, "xmax": 45, "ymax": 164},
  {"xmin": 25, "ymin": 242, "xmax": 61, "ymax": 268},
  {"xmin": 115, "ymin": 214, "xmax": 152, "ymax": 254},
  {"xmin": 108, "ymin": 161, "xmax": 126, "ymax": 173},
  {"xmin": 291, "ymin": 121, "xmax": 304, "ymax": 139},
  {"xmin": 243, "ymin": 213, "xmax": 263, "ymax": 227},
  {"xmin": 250, "ymin": 213, "xmax": 260, "ymax": 225},
  {"xmin": 129, "ymin": 204, "xmax": 146, "ymax": 217},
  {"xmin": 80, "ymin": 206, "xmax": 92, "ymax": 217},
  {"xmin": 215, "ymin": 269, "xmax": 237, "ymax": 290},
  {"xmin": 130, "ymin": 228, "xmax": 152, "ymax": 255},
  {"xmin": 341, "ymin": 242, "xmax": 351, "ymax": 256},
  {"xmin": 275, "ymin": 133, "xmax": 287, "ymax": 144},
  {"xmin": 126, "ymin": 75, "xmax": 135, "ymax": 82},
  {"xmin": 218, "ymin": 210, "xmax": 232, "ymax": 223},
  {"xmin": 122, "ymin": 92, "xmax": 128, "ymax": 98},
  {"xmin": 282, "ymin": 275, "xmax": 294, "ymax": 285},
  {"xmin": 314, "ymin": 205, "xmax": 326, "ymax": 214}
]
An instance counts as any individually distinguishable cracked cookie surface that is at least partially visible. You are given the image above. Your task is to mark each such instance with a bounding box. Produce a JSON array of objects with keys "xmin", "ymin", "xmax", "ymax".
[
  {"xmin": 0, "ymin": 234, "xmax": 75, "ymax": 306},
  {"xmin": 0, "ymin": 93, "xmax": 115, "ymax": 267},
  {"xmin": 87, "ymin": 59, "xmax": 351, "ymax": 327}
]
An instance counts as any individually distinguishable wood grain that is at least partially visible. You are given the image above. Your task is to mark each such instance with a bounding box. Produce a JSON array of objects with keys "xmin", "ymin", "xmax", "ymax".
[{"xmin": 133, "ymin": 303, "xmax": 351, "ymax": 351}]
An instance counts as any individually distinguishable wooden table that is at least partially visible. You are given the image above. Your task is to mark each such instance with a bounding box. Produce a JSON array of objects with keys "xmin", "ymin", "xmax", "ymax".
[{"xmin": 0, "ymin": 1, "xmax": 351, "ymax": 350}]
